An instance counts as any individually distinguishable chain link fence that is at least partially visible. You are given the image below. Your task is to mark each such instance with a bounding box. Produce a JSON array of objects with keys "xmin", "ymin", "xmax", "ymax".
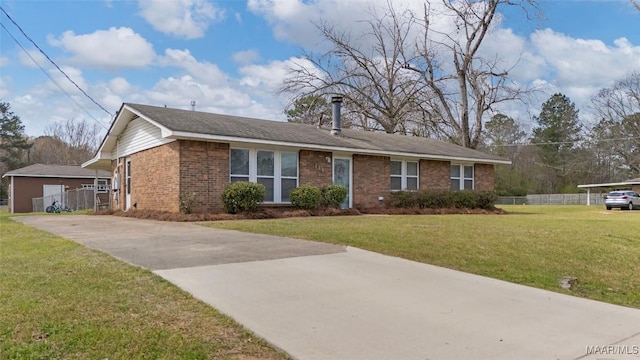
[
  {"xmin": 33, "ymin": 188, "xmax": 110, "ymax": 212},
  {"xmin": 497, "ymin": 193, "xmax": 607, "ymax": 206}
]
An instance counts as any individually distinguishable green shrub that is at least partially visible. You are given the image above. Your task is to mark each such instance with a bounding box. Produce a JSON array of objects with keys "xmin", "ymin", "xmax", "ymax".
[
  {"xmin": 320, "ymin": 185, "xmax": 348, "ymax": 208},
  {"xmin": 290, "ymin": 184, "xmax": 322, "ymax": 210},
  {"xmin": 178, "ymin": 191, "xmax": 197, "ymax": 214},
  {"xmin": 474, "ymin": 191, "xmax": 498, "ymax": 210},
  {"xmin": 387, "ymin": 191, "xmax": 418, "ymax": 208},
  {"xmin": 222, "ymin": 181, "xmax": 265, "ymax": 214},
  {"xmin": 416, "ymin": 190, "xmax": 453, "ymax": 209},
  {"xmin": 451, "ymin": 190, "xmax": 477, "ymax": 209}
]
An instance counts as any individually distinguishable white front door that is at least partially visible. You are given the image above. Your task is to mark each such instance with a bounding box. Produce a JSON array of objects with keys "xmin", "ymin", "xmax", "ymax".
[
  {"xmin": 125, "ymin": 157, "xmax": 132, "ymax": 210},
  {"xmin": 333, "ymin": 157, "xmax": 352, "ymax": 208}
]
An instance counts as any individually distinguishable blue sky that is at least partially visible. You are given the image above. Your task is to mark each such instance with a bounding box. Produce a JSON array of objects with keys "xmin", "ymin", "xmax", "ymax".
[{"xmin": 1, "ymin": 0, "xmax": 639, "ymax": 138}]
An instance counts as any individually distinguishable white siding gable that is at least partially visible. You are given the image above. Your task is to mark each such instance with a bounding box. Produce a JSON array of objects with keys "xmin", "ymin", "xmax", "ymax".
[{"xmin": 111, "ymin": 118, "xmax": 175, "ymax": 159}]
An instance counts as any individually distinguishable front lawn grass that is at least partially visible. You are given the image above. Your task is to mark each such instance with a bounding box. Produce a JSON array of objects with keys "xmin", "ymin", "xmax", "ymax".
[
  {"xmin": 0, "ymin": 213, "xmax": 288, "ymax": 360},
  {"xmin": 205, "ymin": 205, "xmax": 640, "ymax": 308}
]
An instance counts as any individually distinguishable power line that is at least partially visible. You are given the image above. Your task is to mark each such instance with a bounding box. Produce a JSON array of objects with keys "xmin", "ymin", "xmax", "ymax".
[
  {"xmin": 0, "ymin": 22, "xmax": 109, "ymax": 130},
  {"xmin": 488, "ymin": 135, "xmax": 640, "ymax": 147},
  {"xmin": 0, "ymin": 5, "xmax": 113, "ymax": 118}
]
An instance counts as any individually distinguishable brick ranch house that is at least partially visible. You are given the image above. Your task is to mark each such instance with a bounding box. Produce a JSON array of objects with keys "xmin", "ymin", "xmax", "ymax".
[{"xmin": 82, "ymin": 101, "xmax": 510, "ymax": 213}]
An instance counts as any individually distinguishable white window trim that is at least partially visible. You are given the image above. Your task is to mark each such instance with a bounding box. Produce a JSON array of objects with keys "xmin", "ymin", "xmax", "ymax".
[
  {"xmin": 230, "ymin": 148, "xmax": 299, "ymax": 203},
  {"xmin": 451, "ymin": 163, "xmax": 474, "ymax": 190},
  {"xmin": 391, "ymin": 160, "xmax": 419, "ymax": 191}
]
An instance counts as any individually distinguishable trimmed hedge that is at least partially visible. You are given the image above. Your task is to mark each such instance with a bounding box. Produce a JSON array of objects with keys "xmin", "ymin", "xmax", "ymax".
[
  {"xmin": 289, "ymin": 184, "xmax": 348, "ymax": 210},
  {"xmin": 290, "ymin": 185, "xmax": 322, "ymax": 210},
  {"xmin": 321, "ymin": 185, "xmax": 348, "ymax": 208},
  {"xmin": 387, "ymin": 190, "xmax": 497, "ymax": 210},
  {"xmin": 222, "ymin": 181, "xmax": 265, "ymax": 214}
]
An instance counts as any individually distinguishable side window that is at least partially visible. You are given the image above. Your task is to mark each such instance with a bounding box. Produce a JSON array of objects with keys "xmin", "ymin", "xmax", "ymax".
[
  {"xmin": 390, "ymin": 161, "xmax": 402, "ymax": 191},
  {"xmin": 451, "ymin": 164, "xmax": 474, "ymax": 190},
  {"xmin": 390, "ymin": 160, "xmax": 419, "ymax": 191},
  {"xmin": 257, "ymin": 151, "xmax": 275, "ymax": 202},
  {"xmin": 230, "ymin": 149, "xmax": 250, "ymax": 182}
]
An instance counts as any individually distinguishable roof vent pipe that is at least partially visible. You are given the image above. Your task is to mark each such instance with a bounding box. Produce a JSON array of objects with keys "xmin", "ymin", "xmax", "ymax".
[{"xmin": 331, "ymin": 96, "xmax": 343, "ymax": 136}]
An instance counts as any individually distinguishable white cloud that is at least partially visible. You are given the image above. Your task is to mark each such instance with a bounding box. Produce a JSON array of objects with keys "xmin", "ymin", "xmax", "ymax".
[
  {"xmin": 239, "ymin": 57, "xmax": 322, "ymax": 99},
  {"xmin": 531, "ymin": 29, "xmax": 640, "ymax": 87},
  {"xmin": 0, "ymin": 56, "xmax": 10, "ymax": 67},
  {"xmin": 47, "ymin": 66, "xmax": 88, "ymax": 96},
  {"xmin": 17, "ymin": 49, "xmax": 48, "ymax": 69},
  {"xmin": 232, "ymin": 49, "xmax": 261, "ymax": 64},
  {"xmin": 158, "ymin": 48, "xmax": 228, "ymax": 85},
  {"xmin": 49, "ymin": 27, "xmax": 155, "ymax": 70},
  {"xmin": 0, "ymin": 76, "xmax": 9, "ymax": 98},
  {"xmin": 146, "ymin": 75, "xmax": 252, "ymax": 109},
  {"xmin": 526, "ymin": 29, "xmax": 640, "ymax": 113},
  {"xmin": 239, "ymin": 58, "xmax": 292, "ymax": 90},
  {"xmin": 138, "ymin": 0, "xmax": 225, "ymax": 39},
  {"xmin": 108, "ymin": 77, "xmax": 132, "ymax": 95}
]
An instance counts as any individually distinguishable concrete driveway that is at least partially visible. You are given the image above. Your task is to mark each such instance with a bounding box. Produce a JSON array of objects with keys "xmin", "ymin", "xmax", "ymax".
[{"xmin": 15, "ymin": 215, "xmax": 640, "ymax": 360}]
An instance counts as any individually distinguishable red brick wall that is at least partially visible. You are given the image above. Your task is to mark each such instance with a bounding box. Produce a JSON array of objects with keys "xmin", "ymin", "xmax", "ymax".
[
  {"xmin": 179, "ymin": 140, "xmax": 229, "ymax": 213},
  {"xmin": 353, "ymin": 154, "xmax": 389, "ymax": 209},
  {"xmin": 299, "ymin": 150, "xmax": 332, "ymax": 187},
  {"xmin": 474, "ymin": 163, "xmax": 495, "ymax": 191},
  {"xmin": 130, "ymin": 142, "xmax": 181, "ymax": 212},
  {"xmin": 420, "ymin": 160, "xmax": 451, "ymax": 190}
]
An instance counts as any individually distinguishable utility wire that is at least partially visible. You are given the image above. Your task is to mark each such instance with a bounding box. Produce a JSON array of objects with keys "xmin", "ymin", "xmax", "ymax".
[
  {"xmin": 488, "ymin": 135, "xmax": 640, "ymax": 147},
  {"xmin": 0, "ymin": 22, "xmax": 109, "ymax": 130},
  {"xmin": 0, "ymin": 5, "xmax": 113, "ymax": 118}
]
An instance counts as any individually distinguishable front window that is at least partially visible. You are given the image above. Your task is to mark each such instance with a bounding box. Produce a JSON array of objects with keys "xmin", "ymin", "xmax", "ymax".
[
  {"xmin": 451, "ymin": 164, "xmax": 474, "ymax": 190},
  {"xmin": 390, "ymin": 160, "xmax": 419, "ymax": 191},
  {"xmin": 230, "ymin": 148, "xmax": 298, "ymax": 203},
  {"xmin": 230, "ymin": 149, "xmax": 250, "ymax": 182}
]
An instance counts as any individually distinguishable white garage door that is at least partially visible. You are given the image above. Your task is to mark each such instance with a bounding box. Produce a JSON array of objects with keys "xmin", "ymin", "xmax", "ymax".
[{"xmin": 43, "ymin": 184, "xmax": 63, "ymax": 206}]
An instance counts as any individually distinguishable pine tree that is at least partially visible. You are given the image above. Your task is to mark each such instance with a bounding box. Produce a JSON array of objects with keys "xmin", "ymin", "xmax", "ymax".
[
  {"xmin": 0, "ymin": 102, "xmax": 32, "ymax": 171},
  {"xmin": 531, "ymin": 93, "xmax": 582, "ymax": 192}
]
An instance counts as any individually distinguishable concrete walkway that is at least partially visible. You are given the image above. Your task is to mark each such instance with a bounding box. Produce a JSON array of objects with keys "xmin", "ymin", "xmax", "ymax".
[{"xmin": 15, "ymin": 215, "xmax": 640, "ymax": 360}]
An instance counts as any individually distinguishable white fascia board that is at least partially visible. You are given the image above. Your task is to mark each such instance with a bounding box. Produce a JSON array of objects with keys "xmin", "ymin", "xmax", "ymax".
[
  {"xmin": 578, "ymin": 181, "xmax": 640, "ymax": 188},
  {"xmin": 5, "ymin": 174, "xmax": 110, "ymax": 179},
  {"xmin": 167, "ymin": 130, "xmax": 512, "ymax": 165}
]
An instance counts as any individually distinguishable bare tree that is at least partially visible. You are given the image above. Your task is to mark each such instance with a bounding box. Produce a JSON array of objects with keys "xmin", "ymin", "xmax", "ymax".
[
  {"xmin": 633, "ymin": 0, "xmax": 640, "ymax": 11},
  {"xmin": 402, "ymin": 0, "xmax": 537, "ymax": 148},
  {"xmin": 591, "ymin": 72, "xmax": 640, "ymax": 175},
  {"xmin": 31, "ymin": 118, "xmax": 101, "ymax": 165},
  {"xmin": 281, "ymin": 4, "xmax": 427, "ymax": 134},
  {"xmin": 282, "ymin": 1, "xmax": 536, "ymax": 145}
]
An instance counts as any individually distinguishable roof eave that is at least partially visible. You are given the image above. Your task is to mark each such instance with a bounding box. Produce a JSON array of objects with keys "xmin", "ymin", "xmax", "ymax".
[
  {"xmin": 84, "ymin": 104, "xmax": 173, "ymax": 169},
  {"xmin": 578, "ymin": 181, "xmax": 640, "ymax": 188},
  {"xmin": 168, "ymin": 131, "xmax": 511, "ymax": 165}
]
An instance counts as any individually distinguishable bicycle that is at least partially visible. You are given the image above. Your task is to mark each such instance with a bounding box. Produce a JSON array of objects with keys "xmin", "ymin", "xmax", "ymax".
[{"xmin": 45, "ymin": 200, "xmax": 72, "ymax": 213}]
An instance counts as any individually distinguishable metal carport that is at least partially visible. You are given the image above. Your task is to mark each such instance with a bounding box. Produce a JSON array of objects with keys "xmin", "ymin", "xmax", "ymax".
[{"xmin": 577, "ymin": 177, "xmax": 640, "ymax": 205}]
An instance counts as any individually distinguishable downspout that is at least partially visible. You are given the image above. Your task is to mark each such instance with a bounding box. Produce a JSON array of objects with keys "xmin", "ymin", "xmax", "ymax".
[
  {"xmin": 9, "ymin": 176, "xmax": 14, "ymax": 214},
  {"xmin": 94, "ymin": 169, "xmax": 98, "ymax": 211}
]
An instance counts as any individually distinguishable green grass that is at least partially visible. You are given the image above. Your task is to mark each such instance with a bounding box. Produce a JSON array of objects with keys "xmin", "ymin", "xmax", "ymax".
[
  {"xmin": 205, "ymin": 205, "xmax": 640, "ymax": 308},
  {"xmin": 0, "ymin": 213, "xmax": 288, "ymax": 360}
]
